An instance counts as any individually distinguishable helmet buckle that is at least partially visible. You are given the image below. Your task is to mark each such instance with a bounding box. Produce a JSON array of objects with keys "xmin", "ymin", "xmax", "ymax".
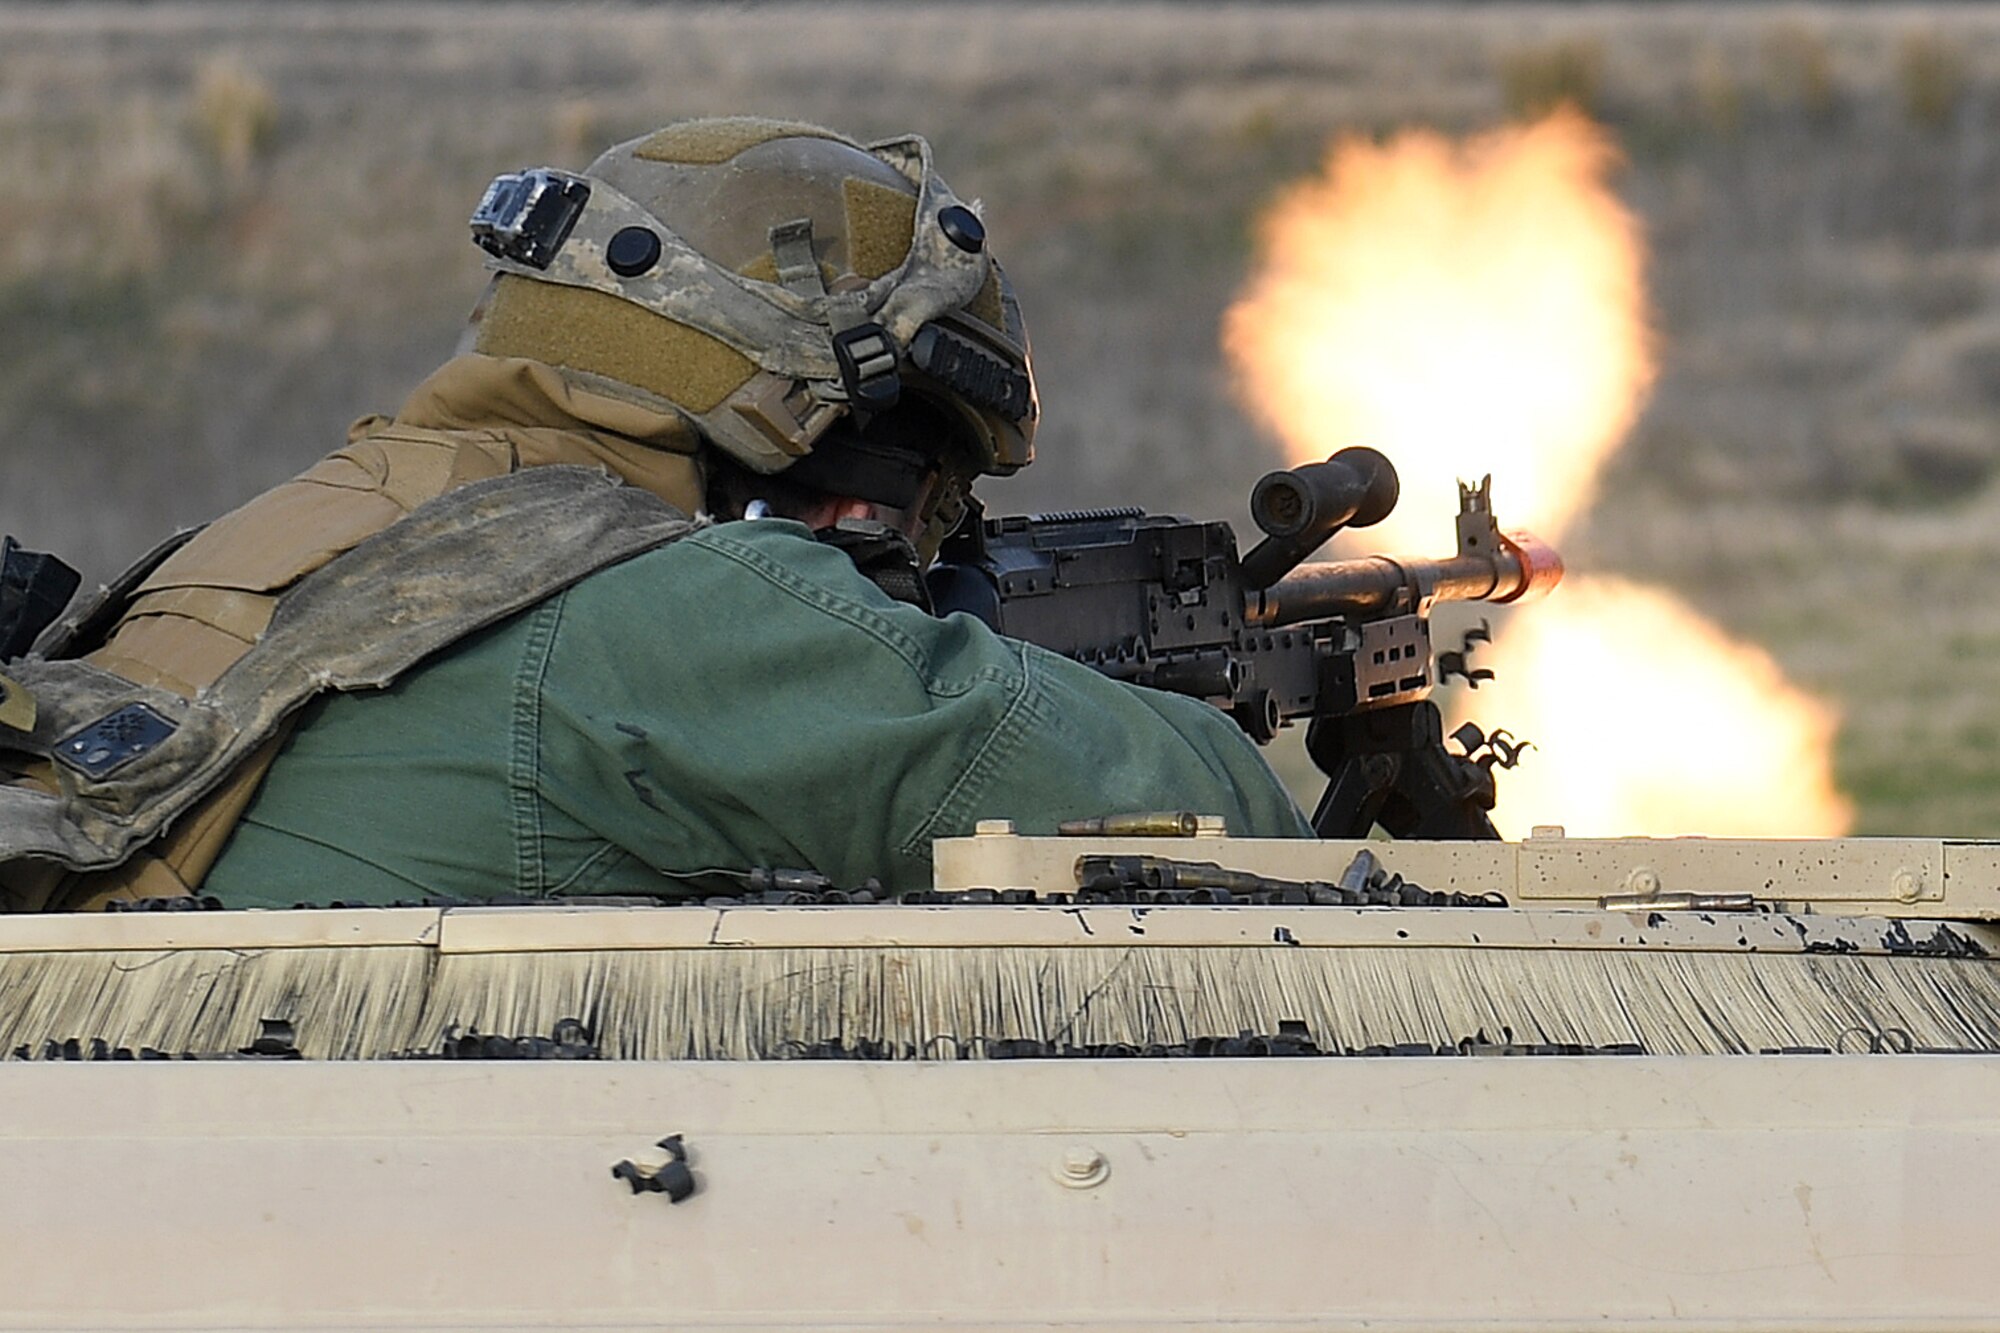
[{"xmin": 832, "ymin": 323, "xmax": 902, "ymax": 413}]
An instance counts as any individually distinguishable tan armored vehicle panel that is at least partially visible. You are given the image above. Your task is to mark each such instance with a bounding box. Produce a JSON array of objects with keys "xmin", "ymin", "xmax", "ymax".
[
  {"xmin": 937, "ymin": 823, "xmax": 2000, "ymax": 918},
  {"xmin": 3, "ymin": 831, "xmax": 2000, "ymax": 1328},
  {"xmin": 7, "ymin": 1055, "xmax": 2000, "ymax": 1330}
]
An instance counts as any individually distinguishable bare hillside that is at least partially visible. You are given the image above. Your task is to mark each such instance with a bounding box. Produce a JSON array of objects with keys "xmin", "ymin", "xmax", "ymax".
[{"xmin": 5, "ymin": 2, "xmax": 2000, "ymax": 832}]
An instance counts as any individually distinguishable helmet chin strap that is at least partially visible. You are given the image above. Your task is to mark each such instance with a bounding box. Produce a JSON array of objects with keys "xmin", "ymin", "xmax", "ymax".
[{"xmin": 813, "ymin": 518, "xmax": 933, "ymax": 612}]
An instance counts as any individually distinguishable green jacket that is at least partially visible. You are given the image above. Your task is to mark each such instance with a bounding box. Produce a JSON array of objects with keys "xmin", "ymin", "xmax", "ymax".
[{"xmin": 203, "ymin": 516, "xmax": 1311, "ymax": 907}]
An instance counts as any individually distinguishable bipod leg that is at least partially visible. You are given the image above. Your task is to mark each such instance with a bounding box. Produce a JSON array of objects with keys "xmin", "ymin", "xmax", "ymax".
[
  {"xmin": 1305, "ymin": 718, "xmax": 1394, "ymax": 839},
  {"xmin": 1306, "ymin": 701, "xmax": 1499, "ymax": 840}
]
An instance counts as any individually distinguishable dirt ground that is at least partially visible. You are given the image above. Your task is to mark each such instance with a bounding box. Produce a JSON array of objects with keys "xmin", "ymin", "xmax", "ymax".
[{"xmin": 4, "ymin": 2, "xmax": 2000, "ymax": 834}]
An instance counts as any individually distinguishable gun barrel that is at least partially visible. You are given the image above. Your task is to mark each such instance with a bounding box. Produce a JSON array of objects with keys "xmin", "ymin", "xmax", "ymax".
[{"xmin": 1246, "ymin": 528, "xmax": 1563, "ymax": 628}]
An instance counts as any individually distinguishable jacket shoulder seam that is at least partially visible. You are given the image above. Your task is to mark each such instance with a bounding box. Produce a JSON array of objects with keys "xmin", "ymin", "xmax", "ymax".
[{"xmin": 510, "ymin": 594, "xmax": 568, "ymax": 895}]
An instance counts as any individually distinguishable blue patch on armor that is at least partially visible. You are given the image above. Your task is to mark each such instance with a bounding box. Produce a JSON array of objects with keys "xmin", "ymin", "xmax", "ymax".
[{"xmin": 54, "ymin": 703, "xmax": 178, "ymax": 780}]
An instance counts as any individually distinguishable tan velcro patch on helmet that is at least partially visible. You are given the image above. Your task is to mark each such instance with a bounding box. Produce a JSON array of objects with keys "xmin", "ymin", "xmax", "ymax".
[
  {"xmin": 967, "ymin": 269, "xmax": 1005, "ymax": 330},
  {"xmin": 475, "ymin": 278, "xmax": 757, "ymax": 414},
  {"xmin": 633, "ymin": 117, "xmax": 855, "ymax": 166},
  {"xmin": 843, "ymin": 177, "xmax": 918, "ymax": 281}
]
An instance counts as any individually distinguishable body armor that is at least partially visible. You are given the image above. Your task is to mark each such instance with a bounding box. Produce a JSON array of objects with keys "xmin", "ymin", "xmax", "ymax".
[{"xmin": 0, "ymin": 356, "xmax": 706, "ymax": 911}]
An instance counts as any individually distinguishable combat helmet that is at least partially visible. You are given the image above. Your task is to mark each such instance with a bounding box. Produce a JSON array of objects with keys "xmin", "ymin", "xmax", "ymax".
[{"xmin": 465, "ymin": 117, "xmax": 1036, "ymax": 548}]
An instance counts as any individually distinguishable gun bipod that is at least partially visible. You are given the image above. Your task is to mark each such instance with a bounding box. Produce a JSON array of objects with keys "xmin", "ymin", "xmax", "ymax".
[{"xmin": 1307, "ymin": 700, "xmax": 1500, "ymax": 840}]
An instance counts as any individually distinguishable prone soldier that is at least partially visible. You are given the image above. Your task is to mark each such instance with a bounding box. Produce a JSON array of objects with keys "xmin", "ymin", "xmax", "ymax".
[{"xmin": 0, "ymin": 116, "xmax": 1309, "ymax": 911}]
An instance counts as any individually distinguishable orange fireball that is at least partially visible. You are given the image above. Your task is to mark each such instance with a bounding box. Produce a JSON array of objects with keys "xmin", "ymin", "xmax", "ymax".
[
  {"xmin": 1224, "ymin": 108, "xmax": 1852, "ymax": 837},
  {"xmin": 1224, "ymin": 108, "xmax": 1651, "ymax": 552},
  {"xmin": 1472, "ymin": 577, "xmax": 1852, "ymax": 837}
]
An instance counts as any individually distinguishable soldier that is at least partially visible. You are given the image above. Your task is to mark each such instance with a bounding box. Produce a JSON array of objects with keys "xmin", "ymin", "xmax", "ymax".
[{"xmin": 0, "ymin": 117, "xmax": 1307, "ymax": 912}]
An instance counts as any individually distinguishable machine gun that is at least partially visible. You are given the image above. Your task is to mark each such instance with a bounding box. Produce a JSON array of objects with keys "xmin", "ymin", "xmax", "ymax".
[{"xmin": 926, "ymin": 448, "xmax": 1563, "ymax": 839}]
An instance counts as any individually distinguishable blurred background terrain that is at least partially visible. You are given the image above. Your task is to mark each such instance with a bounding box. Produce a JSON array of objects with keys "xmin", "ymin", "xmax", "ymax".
[{"xmin": 4, "ymin": 2, "xmax": 2000, "ymax": 834}]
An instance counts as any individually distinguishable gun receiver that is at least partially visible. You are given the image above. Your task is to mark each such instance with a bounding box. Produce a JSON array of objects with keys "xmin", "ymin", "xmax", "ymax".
[{"xmin": 927, "ymin": 450, "xmax": 1563, "ymax": 839}]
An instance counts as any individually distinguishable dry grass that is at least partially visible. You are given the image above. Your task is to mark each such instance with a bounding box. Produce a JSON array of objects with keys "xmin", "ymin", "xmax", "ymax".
[
  {"xmin": 1898, "ymin": 29, "xmax": 1969, "ymax": 130},
  {"xmin": 189, "ymin": 53, "xmax": 280, "ymax": 183},
  {"xmin": 6, "ymin": 2, "xmax": 2000, "ymax": 834},
  {"xmin": 1500, "ymin": 37, "xmax": 1606, "ymax": 120}
]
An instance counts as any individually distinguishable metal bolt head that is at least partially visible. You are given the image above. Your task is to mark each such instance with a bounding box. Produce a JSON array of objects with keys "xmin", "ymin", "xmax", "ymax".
[
  {"xmin": 1624, "ymin": 866, "xmax": 1663, "ymax": 897},
  {"xmin": 1893, "ymin": 868, "xmax": 1922, "ymax": 903},
  {"xmin": 606, "ymin": 225, "xmax": 663, "ymax": 277},
  {"xmin": 938, "ymin": 204, "xmax": 986, "ymax": 253},
  {"xmin": 1055, "ymin": 1145, "xmax": 1109, "ymax": 1189}
]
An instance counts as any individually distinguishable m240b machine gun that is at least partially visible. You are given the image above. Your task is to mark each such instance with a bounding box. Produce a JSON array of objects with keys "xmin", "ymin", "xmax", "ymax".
[{"xmin": 926, "ymin": 449, "xmax": 1563, "ymax": 839}]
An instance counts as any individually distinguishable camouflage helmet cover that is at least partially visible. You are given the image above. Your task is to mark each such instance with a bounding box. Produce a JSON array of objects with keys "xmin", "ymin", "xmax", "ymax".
[{"xmin": 469, "ymin": 117, "xmax": 1036, "ymax": 491}]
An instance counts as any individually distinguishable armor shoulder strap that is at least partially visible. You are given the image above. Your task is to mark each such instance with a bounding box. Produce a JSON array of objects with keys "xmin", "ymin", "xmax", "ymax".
[
  {"xmin": 31, "ymin": 526, "xmax": 202, "ymax": 662},
  {"xmin": 0, "ymin": 466, "xmax": 699, "ymax": 877}
]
